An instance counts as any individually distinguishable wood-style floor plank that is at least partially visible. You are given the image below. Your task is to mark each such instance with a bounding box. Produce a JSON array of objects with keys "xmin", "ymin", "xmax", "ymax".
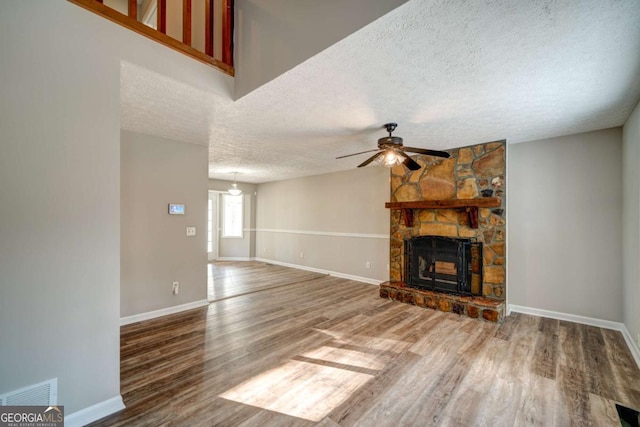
[
  {"xmin": 532, "ymin": 317, "xmax": 559, "ymax": 380},
  {"xmin": 90, "ymin": 261, "xmax": 640, "ymax": 426},
  {"xmin": 208, "ymin": 261, "xmax": 326, "ymax": 301},
  {"xmin": 583, "ymin": 325, "xmax": 617, "ymax": 401}
]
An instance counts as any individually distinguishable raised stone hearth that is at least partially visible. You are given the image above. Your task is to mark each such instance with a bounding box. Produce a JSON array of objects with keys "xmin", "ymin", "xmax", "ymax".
[
  {"xmin": 379, "ymin": 282, "xmax": 505, "ymax": 322},
  {"xmin": 384, "ymin": 140, "xmax": 506, "ymax": 322}
]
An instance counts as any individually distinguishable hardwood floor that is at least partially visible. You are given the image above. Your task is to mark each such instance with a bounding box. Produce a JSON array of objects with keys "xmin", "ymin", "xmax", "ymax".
[
  {"xmin": 92, "ymin": 261, "xmax": 640, "ymax": 426},
  {"xmin": 207, "ymin": 261, "xmax": 326, "ymax": 301}
]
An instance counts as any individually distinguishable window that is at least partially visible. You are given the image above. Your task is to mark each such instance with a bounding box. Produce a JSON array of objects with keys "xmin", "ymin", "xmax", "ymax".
[{"xmin": 222, "ymin": 194, "xmax": 243, "ymax": 238}]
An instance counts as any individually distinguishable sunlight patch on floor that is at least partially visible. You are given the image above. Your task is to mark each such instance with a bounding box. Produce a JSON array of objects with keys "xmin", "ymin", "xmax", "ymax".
[
  {"xmin": 300, "ymin": 345, "xmax": 387, "ymax": 371},
  {"xmin": 219, "ymin": 359, "xmax": 374, "ymax": 422},
  {"xmin": 313, "ymin": 328, "xmax": 413, "ymax": 353}
]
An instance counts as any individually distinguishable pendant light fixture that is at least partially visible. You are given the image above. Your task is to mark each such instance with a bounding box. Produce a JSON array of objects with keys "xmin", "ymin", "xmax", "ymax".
[{"xmin": 228, "ymin": 172, "xmax": 242, "ymax": 196}]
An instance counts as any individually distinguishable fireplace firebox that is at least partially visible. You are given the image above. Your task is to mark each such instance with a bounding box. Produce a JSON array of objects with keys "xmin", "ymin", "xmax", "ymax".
[{"xmin": 405, "ymin": 236, "xmax": 482, "ymax": 296}]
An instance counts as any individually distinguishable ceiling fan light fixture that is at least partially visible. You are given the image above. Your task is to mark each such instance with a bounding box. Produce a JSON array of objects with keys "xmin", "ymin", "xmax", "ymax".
[
  {"xmin": 376, "ymin": 149, "xmax": 402, "ymax": 167},
  {"xmin": 336, "ymin": 122, "xmax": 450, "ymax": 170},
  {"xmin": 228, "ymin": 172, "xmax": 243, "ymax": 196}
]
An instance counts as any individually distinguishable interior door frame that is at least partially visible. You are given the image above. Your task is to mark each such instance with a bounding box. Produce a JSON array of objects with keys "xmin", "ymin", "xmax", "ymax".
[{"xmin": 208, "ymin": 191, "xmax": 221, "ymax": 261}]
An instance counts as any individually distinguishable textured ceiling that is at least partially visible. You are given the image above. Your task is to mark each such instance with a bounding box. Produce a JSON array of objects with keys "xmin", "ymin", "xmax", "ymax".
[{"xmin": 121, "ymin": 0, "xmax": 640, "ymax": 184}]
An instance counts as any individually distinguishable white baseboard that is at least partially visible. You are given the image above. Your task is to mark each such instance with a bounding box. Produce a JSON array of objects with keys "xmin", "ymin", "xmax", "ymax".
[
  {"xmin": 326, "ymin": 270, "xmax": 383, "ymax": 285},
  {"xmin": 508, "ymin": 304, "xmax": 623, "ymax": 330},
  {"xmin": 65, "ymin": 395, "xmax": 125, "ymax": 427},
  {"xmin": 120, "ymin": 299, "xmax": 209, "ymax": 326},
  {"xmin": 509, "ymin": 304, "xmax": 640, "ymax": 369},
  {"xmin": 216, "ymin": 257, "xmax": 253, "ymax": 261},
  {"xmin": 253, "ymin": 257, "xmax": 383, "ymax": 285}
]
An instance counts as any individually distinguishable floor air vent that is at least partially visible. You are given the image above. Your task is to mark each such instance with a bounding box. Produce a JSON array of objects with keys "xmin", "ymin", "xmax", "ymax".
[{"xmin": 0, "ymin": 378, "xmax": 57, "ymax": 406}]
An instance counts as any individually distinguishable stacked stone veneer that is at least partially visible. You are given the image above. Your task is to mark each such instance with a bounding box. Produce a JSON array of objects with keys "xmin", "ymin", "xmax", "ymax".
[{"xmin": 382, "ymin": 140, "xmax": 506, "ymax": 322}]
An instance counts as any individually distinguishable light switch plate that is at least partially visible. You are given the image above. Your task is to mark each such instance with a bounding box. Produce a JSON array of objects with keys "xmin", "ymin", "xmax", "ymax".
[{"xmin": 186, "ymin": 226, "xmax": 196, "ymax": 236}]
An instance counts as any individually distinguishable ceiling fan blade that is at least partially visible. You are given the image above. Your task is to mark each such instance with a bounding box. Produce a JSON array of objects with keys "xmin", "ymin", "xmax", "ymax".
[
  {"xmin": 403, "ymin": 147, "xmax": 451, "ymax": 158},
  {"xmin": 397, "ymin": 151, "xmax": 421, "ymax": 171},
  {"xmin": 357, "ymin": 151, "xmax": 383, "ymax": 168},
  {"xmin": 336, "ymin": 148, "xmax": 381, "ymax": 159}
]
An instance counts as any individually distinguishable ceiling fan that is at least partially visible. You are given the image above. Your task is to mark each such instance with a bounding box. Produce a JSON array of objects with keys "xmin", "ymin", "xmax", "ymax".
[{"xmin": 336, "ymin": 123, "xmax": 450, "ymax": 170}]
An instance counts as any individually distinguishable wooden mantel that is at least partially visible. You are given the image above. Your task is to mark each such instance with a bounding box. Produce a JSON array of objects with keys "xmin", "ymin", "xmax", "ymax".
[{"xmin": 385, "ymin": 197, "xmax": 501, "ymax": 229}]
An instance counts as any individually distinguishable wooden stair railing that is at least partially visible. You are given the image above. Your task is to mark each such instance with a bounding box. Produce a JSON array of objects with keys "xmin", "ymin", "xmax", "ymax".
[{"xmin": 68, "ymin": 0, "xmax": 234, "ymax": 76}]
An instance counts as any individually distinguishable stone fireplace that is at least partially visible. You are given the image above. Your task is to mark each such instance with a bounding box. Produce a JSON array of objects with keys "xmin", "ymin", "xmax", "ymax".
[{"xmin": 380, "ymin": 140, "xmax": 506, "ymax": 322}]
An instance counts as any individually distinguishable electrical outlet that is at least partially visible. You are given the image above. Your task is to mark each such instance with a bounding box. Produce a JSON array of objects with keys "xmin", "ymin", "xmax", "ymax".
[
  {"xmin": 186, "ymin": 227, "xmax": 196, "ymax": 236},
  {"xmin": 387, "ymin": 264, "xmax": 390, "ymax": 271},
  {"xmin": 172, "ymin": 282, "xmax": 179, "ymax": 295},
  {"xmin": 263, "ymin": 248, "xmax": 267, "ymax": 255},
  {"xmin": 365, "ymin": 261, "xmax": 371, "ymax": 269},
  {"xmin": 637, "ymin": 333, "xmax": 640, "ymax": 348},
  {"xmin": 299, "ymin": 251, "xmax": 304, "ymax": 258}
]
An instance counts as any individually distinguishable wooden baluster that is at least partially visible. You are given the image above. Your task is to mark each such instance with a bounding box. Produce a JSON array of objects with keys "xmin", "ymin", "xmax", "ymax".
[
  {"xmin": 205, "ymin": 0, "xmax": 214, "ymax": 57},
  {"xmin": 222, "ymin": 0, "xmax": 234, "ymax": 66},
  {"xmin": 128, "ymin": 0, "xmax": 137, "ymax": 20},
  {"xmin": 183, "ymin": 0, "xmax": 192, "ymax": 46},
  {"xmin": 157, "ymin": 0, "xmax": 166, "ymax": 34}
]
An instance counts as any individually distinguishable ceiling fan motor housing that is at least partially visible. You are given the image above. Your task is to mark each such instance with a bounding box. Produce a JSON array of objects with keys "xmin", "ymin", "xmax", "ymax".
[{"xmin": 378, "ymin": 135, "xmax": 404, "ymax": 149}]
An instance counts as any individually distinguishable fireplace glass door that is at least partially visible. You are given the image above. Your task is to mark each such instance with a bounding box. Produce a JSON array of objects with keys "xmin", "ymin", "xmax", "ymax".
[{"xmin": 405, "ymin": 236, "xmax": 482, "ymax": 296}]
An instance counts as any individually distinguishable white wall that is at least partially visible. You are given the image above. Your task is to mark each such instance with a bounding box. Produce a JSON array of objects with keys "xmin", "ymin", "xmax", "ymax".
[
  {"xmin": 255, "ymin": 166, "xmax": 390, "ymax": 282},
  {"xmin": 623, "ymin": 100, "xmax": 640, "ymax": 345},
  {"xmin": 508, "ymin": 128, "xmax": 623, "ymax": 321},
  {"xmin": 121, "ymin": 131, "xmax": 208, "ymax": 317},
  {"xmin": 234, "ymin": 0, "xmax": 409, "ymax": 98},
  {"xmin": 0, "ymin": 2, "xmax": 121, "ymax": 415},
  {"xmin": 104, "ymin": 0, "xmax": 128, "ymax": 15},
  {"xmin": 0, "ymin": 0, "xmax": 230, "ymax": 420}
]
